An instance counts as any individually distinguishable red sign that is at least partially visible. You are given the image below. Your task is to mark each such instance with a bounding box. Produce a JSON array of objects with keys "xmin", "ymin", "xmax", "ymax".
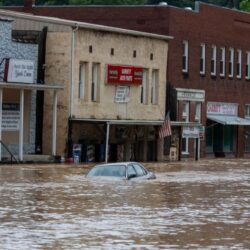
[{"xmin": 107, "ymin": 65, "xmax": 143, "ymax": 85}]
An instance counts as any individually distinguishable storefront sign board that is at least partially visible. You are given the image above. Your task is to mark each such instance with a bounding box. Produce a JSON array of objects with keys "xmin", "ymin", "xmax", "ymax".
[
  {"xmin": 182, "ymin": 126, "xmax": 200, "ymax": 138},
  {"xmin": 207, "ymin": 102, "xmax": 238, "ymax": 116},
  {"xmin": 4, "ymin": 59, "xmax": 35, "ymax": 84},
  {"xmin": 107, "ymin": 65, "xmax": 142, "ymax": 85},
  {"xmin": 114, "ymin": 86, "xmax": 130, "ymax": 103}
]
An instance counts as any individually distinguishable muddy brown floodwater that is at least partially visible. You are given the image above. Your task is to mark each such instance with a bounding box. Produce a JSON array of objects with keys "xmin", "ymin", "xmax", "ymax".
[{"xmin": 0, "ymin": 159, "xmax": 249, "ymax": 250}]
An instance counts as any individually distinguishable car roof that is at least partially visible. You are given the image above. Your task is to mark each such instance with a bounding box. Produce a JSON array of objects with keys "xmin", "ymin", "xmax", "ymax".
[{"xmin": 94, "ymin": 162, "xmax": 140, "ymax": 167}]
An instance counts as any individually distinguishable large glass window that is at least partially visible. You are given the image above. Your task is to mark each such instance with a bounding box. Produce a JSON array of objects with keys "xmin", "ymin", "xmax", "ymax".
[
  {"xmin": 79, "ymin": 62, "xmax": 87, "ymax": 100},
  {"xmin": 229, "ymin": 48, "xmax": 234, "ymax": 78},
  {"xmin": 236, "ymin": 49, "xmax": 242, "ymax": 79},
  {"xmin": 244, "ymin": 127, "xmax": 250, "ymax": 152},
  {"xmin": 141, "ymin": 69, "xmax": 148, "ymax": 104},
  {"xmin": 151, "ymin": 69, "xmax": 158, "ymax": 105},
  {"xmin": 211, "ymin": 45, "xmax": 216, "ymax": 76},
  {"xmin": 182, "ymin": 40, "xmax": 189, "ymax": 73},
  {"xmin": 182, "ymin": 102, "xmax": 189, "ymax": 154},
  {"xmin": 245, "ymin": 105, "xmax": 250, "ymax": 117},
  {"xmin": 91, "ymin": 63, "xmax": 99, "ymax": 102},
  {"xmin": 220, "ymin": 47, "xmax": 225, "ymax": 77},
  {"xmin": 200, "ymin": 43, "xmax": 205, "ymax": 75},
  {"xmin": 195, "ymin": 103, "xmax": 201, "ymax": 122},
  {"xmin": 246, "ymin": 51, "xmax": 250, "ymax": 79}
]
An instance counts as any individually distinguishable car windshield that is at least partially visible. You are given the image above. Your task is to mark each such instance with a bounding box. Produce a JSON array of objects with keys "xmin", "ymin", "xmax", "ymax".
[{"xmin": 87, "ymin": 164, "xmax": 126, "ymax": 178}]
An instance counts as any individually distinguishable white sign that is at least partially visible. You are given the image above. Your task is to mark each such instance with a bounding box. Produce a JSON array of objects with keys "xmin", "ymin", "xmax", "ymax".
[
  {"xmin": 2, "ymin": 103, "xmax": 20, "ymax": 131},
  {"xmin": 182, "ymin": 126, "xmax": 200, "ymax": 138},
  {"xmin": 207, "ymin": 102, "xmax": 238, "ymax": 116},
  {"xmin": 176, "ymin": 88, "xmax": 205, "ymax": 102},
  {"xmin": 115, "ymin": 86, "xmax": 130, "ymax": 103},
  {"xmin": 5, "ymin": 59, "xmax": 35, "ymax": 84}
]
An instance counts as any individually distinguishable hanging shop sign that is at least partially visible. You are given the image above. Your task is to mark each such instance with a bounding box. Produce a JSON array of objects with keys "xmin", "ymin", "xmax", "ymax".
[
  {"xmin": 1, "ymin": 103, "xmax": 20, "ymax": 131},
  {"xmin": 114, "ymin": 86, "xmax": 130, "ymax": 103},
  {"xmin": 207, "ymin": 102, "xmax": 238, "ymax": 116},
  {"xmin": 106, "ymin": 64, "xmax": 143, "ymax": 85},
  {"xmin": 4, "ymin": 58, "xmax": 35, "ymax": 84},
  {"xmin": 182, "ymin": 126, "xmax": 200, "ymax": 138}
]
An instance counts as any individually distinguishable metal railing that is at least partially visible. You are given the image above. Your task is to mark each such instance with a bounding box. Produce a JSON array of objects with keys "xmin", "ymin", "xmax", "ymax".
[{"xmin": 0, "ymin": 140, "xmax": 19, "ymax": 164}]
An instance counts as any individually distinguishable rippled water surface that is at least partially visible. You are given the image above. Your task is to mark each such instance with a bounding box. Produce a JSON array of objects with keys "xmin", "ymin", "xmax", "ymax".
[{"xmin": 0, "ymin": 159, "xmax": 250, "ymax": 249}]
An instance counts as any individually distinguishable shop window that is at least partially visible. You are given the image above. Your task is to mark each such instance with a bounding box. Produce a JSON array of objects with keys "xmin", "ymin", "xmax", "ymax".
[
  {"xmin": 182, "ymin": 40, "xmax": 189, "ymax": 73},
  {"xmin": 246, "ymin": 51, "xmax": 250, "ymax": 79},
  {"xmin": 236, "ymin": 49, "xmax": 242, "ymax": 79},
  {"xmin": 228, "ymin": 48, "xmax": 234, "ymax": 78},
  {"xmin": 195, "ymin": 103, "xmax": 201, "ymax": 122},
  {"xmin": 244, "ymin": 127, "xmax": 250, "ymax": 152},
  {"xmin": 211, "ymin": 45, "xmax": 216, "ymax": 76},
  {"xmin": 223, "ymin": 125, "xmax": 234, "ymax": 152},
  {"xmin": 151, "ymin": 69, "xmax": 159, "ymax": 105},
  {"xmin": 200, "ymin": 43, "xmax": 205, "ymax": 75},
  {"xmin": 140, "ymin": 69, "xmax": 148, "ymax": 104},
  {"xmin": 91, "ymin": 63, "xmax": 99, "ymax": 102},
  {"xmin": 79, "ymin": 62, "xmax": 87, "ymax": 100},
  {"xmin": 220, "ymin": 47, "xmax": 225, "ymax": 77}
]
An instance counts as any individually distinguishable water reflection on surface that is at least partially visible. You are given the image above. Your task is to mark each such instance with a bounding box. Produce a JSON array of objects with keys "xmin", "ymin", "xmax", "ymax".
[{"xmin": 0, "ymin": 160, "xmax": 250, "ymax": 249}]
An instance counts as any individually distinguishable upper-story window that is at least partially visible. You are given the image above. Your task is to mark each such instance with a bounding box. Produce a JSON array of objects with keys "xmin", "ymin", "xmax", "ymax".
[
  {"xmin": 220, "ymin": 47, "xmax": 225, "ymax": 77},
  {"xmin": 246, "ymin": 51, "xmax": 250, "ymax": 80},
  {"xmin": 236, "ymin": 49, "xmax": 242, "ymax": 79},
  {"xmin": 245, "ymin": 104, "xmax": 250, "ymax": 117},
  {"xmin": 140, "ymin": 69, "xmax": 148, "ymax": 104},
  {"xmin": 211, "ymin": 45, "xmax": 217, "ymax": 76},
  {"xmin": 91, "ymin": 63, "xmax": 99, "ymax": 102},
  {"xmin": 79, "ymin": 62, "xmax": 87, "ymax": 100},
  {"xmin": 200, "ymin": 43, "xmax": 205, "ymax": 75},
  {"xmin": 151, "ymin": 69, "xmax": 159, "ymax": 105},
  {"xmin": 182, "ymin": 40, "xmax": 189, "ymax": 73},
  {"xmin": 229, "ymin": 48, "xmax": 234, "ymax": 78},
  {"xmin": 182, "ymin": 102, "xmax": 189, "ymax": 122},
  {"xmin": 195, "ymin": 103, "xmax": 202, "ymax": 123}
]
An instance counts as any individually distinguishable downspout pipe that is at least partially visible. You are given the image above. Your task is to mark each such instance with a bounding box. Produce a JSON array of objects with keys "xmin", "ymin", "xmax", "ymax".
[{"xmin": 70, "ymin": 24, "xmax": 79, "ymax": 118}]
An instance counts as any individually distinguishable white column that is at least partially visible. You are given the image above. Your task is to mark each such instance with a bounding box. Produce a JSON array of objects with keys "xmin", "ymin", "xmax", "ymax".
[
  {"xmin": 0, "ymin": 88, "xmax": 2, "ymax": 161},
  {"xmin": 19, "ymin": 89, "xmax": 24, "ymax": 161},
  {"xmin": 52, "ymin": 90, "xmax": 58, "ymax": 156},
  {"xmin": 105, "ymin": 122, "xmax": 110, "ymax": 163}
]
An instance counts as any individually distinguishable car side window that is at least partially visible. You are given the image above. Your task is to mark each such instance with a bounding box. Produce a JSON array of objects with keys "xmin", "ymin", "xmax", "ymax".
[
  {"xmin": 127, "ymin": 165, "xmax": 137, "ymax": 178},
  {"xmin": 133, "ymin": 164, "xmax": 147, "ymax": 176}
]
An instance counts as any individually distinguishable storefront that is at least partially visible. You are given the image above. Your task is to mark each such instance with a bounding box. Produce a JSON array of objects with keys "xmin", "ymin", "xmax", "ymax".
[{"xmin": 206, "ymin": 102, "xmax": 250, "ymax": 157}]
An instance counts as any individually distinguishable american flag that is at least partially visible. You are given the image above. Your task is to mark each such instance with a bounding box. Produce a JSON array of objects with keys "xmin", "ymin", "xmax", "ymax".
[{"xmin": 159, "ymin": 112, "xmax": 172, "ymax": 138}]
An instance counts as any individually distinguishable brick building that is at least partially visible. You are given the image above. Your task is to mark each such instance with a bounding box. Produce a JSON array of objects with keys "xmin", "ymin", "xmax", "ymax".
[{"xmin": 4, "ymin": 1, "xmax": 250, "ymax": 159}]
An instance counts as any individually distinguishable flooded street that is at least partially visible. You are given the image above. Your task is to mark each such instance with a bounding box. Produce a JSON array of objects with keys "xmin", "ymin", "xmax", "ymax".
[{"xmin": 0, "ymin": 159, "xmax": 250, "ymax": 250}]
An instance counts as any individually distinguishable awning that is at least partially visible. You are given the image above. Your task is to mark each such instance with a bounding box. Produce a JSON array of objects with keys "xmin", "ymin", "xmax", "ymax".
[{"xmin": 207, "ymin": 115, "xmax": 250, "ymax": 125}]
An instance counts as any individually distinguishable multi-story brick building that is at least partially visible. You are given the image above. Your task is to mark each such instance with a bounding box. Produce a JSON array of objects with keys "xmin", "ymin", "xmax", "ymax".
[
  {"xmin": 0, "ymin": 8, "xmax": 171, "ymax": 162},
  {"xmin": 7, "ymin": 0, "xmax": 250, "ymax": 159}
]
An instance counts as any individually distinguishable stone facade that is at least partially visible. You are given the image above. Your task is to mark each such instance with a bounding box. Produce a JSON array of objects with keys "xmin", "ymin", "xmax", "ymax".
[{"xmin": 0, "ymin": 19, "xmax": 38, "ymax": 156}]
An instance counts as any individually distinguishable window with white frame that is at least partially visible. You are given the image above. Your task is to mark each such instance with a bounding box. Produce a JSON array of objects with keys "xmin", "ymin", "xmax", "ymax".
[
  {"xmin": 182, "ymin": 102, "xmax": 189, "ymax": 122},
  {"xmin": 140, "ymin": 69, "xmax": 148, "ymax": 104},
  {"xmin": 79, "ymin": 62, "xmax": 87, "ymax": 100},
  {"xmin": 245, "ymin": 105, "xmax": 250, "ymax": 117},
  {"xmin": 229, "ymin": 48, "xmax": 234, "ymax": 78},
  {"xmin": 182, "ymin": 102, "xmax": 189, "ymax": 154},
  {"xmin": 182, "ymin": 40, "xmax": 189, "ymax": 73},
  {"xmin": 211, "ymin": 45, "xmax": 217, "ymax": 76},
  {"xmin": 195, "ymin": 103, "xmax": 201, "ymax": 122},
  {"xmin": 246, "ymin": 51, "xmax": 250, "ymax": 79},
  {"xmin": 151, "ymin": 69, "xmax": 158, "ymax": 105},
  {"xmin": 91, "ymin": 63, "xmax": 99, "ymax": 102},
  {"xmin": 200, "ymin": 43, "xmax": 205, "ymax": 75},
  {"xmin": 236, "ymin": 49, "xmax": 242, "ymax": 79},
  {"xmin": 220, "ymin": 47, "xmax": 225, "ymax": 77}
]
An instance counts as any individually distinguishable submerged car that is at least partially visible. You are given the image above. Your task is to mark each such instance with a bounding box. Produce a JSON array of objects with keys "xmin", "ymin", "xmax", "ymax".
[{"xmin": 86, "ymin": 162, "xmax": 156, "ymax": 180}]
